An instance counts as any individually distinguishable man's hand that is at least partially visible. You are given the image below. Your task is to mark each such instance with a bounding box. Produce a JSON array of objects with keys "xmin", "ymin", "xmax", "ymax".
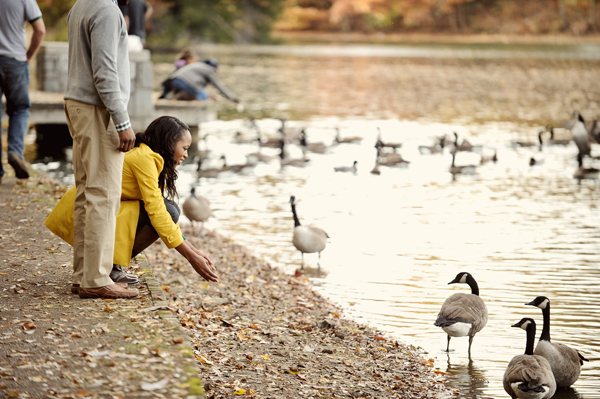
[{"xmin": 117, "ymin": 127, "xmax": 136, "ymax": 152}]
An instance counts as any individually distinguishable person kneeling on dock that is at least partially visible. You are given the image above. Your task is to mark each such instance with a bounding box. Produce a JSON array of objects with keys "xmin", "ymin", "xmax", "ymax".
[
  {"xmin": 160, "ymin": 58, "xmax": 240, "ymax": 104},
  {"xmin": 45, "ymin": 116, "xmax": 219, "ymax": 298}
]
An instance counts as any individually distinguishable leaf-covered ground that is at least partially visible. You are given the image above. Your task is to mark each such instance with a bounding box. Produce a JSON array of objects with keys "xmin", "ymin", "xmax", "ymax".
[{"xmin": 145, "ymin": 231, "xmax": 455, "ymax": 398}]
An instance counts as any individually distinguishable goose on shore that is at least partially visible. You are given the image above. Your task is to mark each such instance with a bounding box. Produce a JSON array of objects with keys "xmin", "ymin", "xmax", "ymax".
[
  {"xmin": 334, "ymin": 160, "xmax": 358, "ymax": 173},
  {"xmin": 503, "ymin": 318, "xmax": 556, "ymax": 399},
  {"xmin": 182, "ymin": 187, "xmax": 211, "ymax": 235},
  {"xmin": 334, "ymin": 128, "xmax": 362, "ymax": 144},
  {"xmin": 434, "ymin": 272, "xmax": 488, "ymax": 356},
  {"xmin": 289, "ymin": 196, "xmax": 328, "ymax": 268},
  {"xmin": 525, "ymin": 296, "xmax": 589, "ymax": 387}
]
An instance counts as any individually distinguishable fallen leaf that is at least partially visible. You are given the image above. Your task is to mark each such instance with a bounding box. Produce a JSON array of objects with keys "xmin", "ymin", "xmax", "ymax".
[
  {"xmin": 172, "ymin": 336, "xmax": 184, "ymax": 344},
  {"xmin": 141, "ymin": 377, "xmax": 169, "ymax": 391},
  {"xmin": 71, "ymin": 333, "xmax": 83, "ymax": 339},
  {"xmin": 103, "ymin": 306, "xmax": 114, "ymax": 312},
  {"xmin": 233, "ymin": 388, "xmax": 246, "ymax": 395},
  {"xmin": 374, "ymin": 336, "xmax": 386, "ymax": 341},
  {"xmin": 22, "ymin": 321, "xmax": 35, "ymax": 330}
]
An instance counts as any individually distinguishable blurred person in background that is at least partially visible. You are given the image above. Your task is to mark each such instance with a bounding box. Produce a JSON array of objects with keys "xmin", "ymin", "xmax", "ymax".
[
  {"xmin": 119, "ymin": 0, "xmax": 152, "ymax": 50},
  {"xmin": 160, "ymin": 58, "xmax": 240, "ymax": 104},
  {"xmin": 0, "ymin": 0, "xmax": 46, "ymax": 183}
]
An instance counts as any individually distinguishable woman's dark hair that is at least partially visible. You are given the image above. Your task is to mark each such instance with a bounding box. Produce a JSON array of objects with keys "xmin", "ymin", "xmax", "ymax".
[{"xmin": 134, "ymin": 116, "xmax": 190, "ymax": 200}]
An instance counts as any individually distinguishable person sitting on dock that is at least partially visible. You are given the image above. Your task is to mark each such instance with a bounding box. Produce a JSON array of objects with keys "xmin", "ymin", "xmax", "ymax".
[
  {"xmin": 45, "ymin": 116, "xmax": 219, "ymax": 295},
  {"xmin": 160, "ymin": 58, "xmax": 240, "ymax": 103}
]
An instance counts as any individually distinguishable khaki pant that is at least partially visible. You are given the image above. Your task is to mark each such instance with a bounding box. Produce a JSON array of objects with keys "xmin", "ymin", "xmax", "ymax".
[{"xmin": 64, "ymin": 99, "xmax": 124, "ymax": 288}]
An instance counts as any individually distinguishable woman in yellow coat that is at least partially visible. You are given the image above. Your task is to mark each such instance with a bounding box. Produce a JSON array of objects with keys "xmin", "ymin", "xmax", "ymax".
[{"xmin": 45, "ymin": 116, "xmax": 219, "ymax": 296}]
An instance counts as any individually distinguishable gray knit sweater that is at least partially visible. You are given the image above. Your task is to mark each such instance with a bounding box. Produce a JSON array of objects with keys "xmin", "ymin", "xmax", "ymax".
[{"xmin": 64, "ymin": 0, "xmax": 130, "ymax": 129}]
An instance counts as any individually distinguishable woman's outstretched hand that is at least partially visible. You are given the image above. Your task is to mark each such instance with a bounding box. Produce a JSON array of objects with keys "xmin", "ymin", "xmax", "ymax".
[{"xmin": 176, "ymin": 240, "xmax": 219, "ymax": 282}]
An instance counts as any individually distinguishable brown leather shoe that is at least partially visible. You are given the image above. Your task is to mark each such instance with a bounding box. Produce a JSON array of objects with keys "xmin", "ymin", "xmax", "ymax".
[
  {"xmin": 78, "ymin": 284, "xmax": 138, "ymax": 299},
  {"xmin": 71, "ymin": 283, "xmax": 126, "ymax": 294}
]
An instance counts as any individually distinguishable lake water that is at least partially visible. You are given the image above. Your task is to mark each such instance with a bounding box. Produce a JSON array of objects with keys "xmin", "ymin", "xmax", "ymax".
[{"xmin": 33, "ymin": 42, "xmax": 600, "ymax": 397}]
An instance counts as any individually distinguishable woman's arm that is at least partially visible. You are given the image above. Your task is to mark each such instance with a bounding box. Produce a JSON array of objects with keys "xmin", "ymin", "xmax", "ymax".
[{"xmin": 175, "ymin": 240, "xmax": 219, "ymax": 282}]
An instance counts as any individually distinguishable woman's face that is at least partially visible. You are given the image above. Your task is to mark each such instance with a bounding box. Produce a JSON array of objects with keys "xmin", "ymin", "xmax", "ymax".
[{"xmin": 173, "ymin": 130, "xmax": 192, "ymax": 167}]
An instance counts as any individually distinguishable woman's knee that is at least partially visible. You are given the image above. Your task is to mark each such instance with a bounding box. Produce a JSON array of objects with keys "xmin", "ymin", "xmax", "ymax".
[{"xmin": 164, "ymin": 199, "xmax": 180, "ymax": 223}]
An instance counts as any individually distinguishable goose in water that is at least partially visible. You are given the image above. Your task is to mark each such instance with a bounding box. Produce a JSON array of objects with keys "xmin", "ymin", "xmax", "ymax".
[
  {"xmin": 289, "ymin": 196, "xmax": 328, "ymax": 268},
  {"xmin": 279, "ymin": 139, "xmax": 309, "ymax": 167},
  {"xmin": 434, "ymin": 272, "xmax": 488, "ymax": 356},
  {"xmin": 453, "ymin": 132, "xmax": 482, "ymax": 152},
  {"xmin": 525, "ymin": 296, "xmax": 589, "ymax": 387},
  {"xmin": 503, "ymin": 318, "xmax": 556, "ymax": 399},
  {"xmin": 334, "ymin": 160, "xmax": 358, "ymax": 173},
  {"xmin": 545, "ymin": 125, "xmax": 570, "ymax": 145},
  {"xmin": 479, "ymin": 150, "xmax": 498, "ymax": 165},
  {"xmin": 370, "ymin": 153, "xmax": 381, "ymax": 175},
  {"xmin": 378, "ymin": 151, "xmax": 410, "ymax": 167},
  {"xmin": 374, "ymin": 127, "xmax": 402, "ymax": 152},
  {"xmin": 182, "ymin": 187, "xmax": 211, "ymax": 235},
  {"xmin": 278, "ymin": 117, "xmax": 302, "ymax": 142},
  {"xmin": 512, "ymin": 131, "xmax": 543, "ymax": 150},
  {"xmin": 418, "ymin": 135, "xmax": 446, "ymax": 154},
  {"xmin": 449, "ymin": 151, "xmax": 477, "ymax": 176},
  {"xmin": 220, "ymin": 154, "xmax": 253, "ymax": 173},
  {"xmin": 571, "ymin": 111, "xmax": 592, "ymax": 165},
  {"xmin": 299, "ymin": 129, "xmax": 327, "ymax": 154},
  {"xmin": 334, "ymin": 128, "xmax": 362, "ymax": 144},
  {"xmin": 196, "ymin": 156, "xmax": 223, "ymax": 179}
]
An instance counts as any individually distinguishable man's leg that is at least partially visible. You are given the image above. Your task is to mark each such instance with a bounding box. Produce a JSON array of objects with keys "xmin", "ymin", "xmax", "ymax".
[
  {"xmin": 65, "ymin": 100, "xmax": 123, "ymax": 288},
  {"xmin": 0, "ymin": 56, "xmax": 31, "ymax": 179}
]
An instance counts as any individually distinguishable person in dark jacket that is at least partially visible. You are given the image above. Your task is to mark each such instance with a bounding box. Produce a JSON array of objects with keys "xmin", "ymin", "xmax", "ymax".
[{"xmin": 160, "ymin": 58, "xmax": 240, "ymax": 103}]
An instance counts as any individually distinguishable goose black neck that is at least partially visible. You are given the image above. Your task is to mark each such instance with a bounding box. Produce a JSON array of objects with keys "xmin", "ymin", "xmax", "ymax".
[
  {"xmin": 451, "ymin": 152, "xmax": 456, "ymax": 168},
  {"xmin": 578, "ymin": 114, "xmax": 585, "ymax": 123},
  {"xmin": 466, "ymin": 274, "xmax": 480, "ymax": 296},
  {"xmin": 539, "ymin": 304, "xmax": 551, "ymax": 342},
  {"xmin": 525, "ymin": 323, "xmax": 536, "ymax": 355},
  {"xmin": 291, "ymin": 203, "xmax": 301, "ymax": 227}
]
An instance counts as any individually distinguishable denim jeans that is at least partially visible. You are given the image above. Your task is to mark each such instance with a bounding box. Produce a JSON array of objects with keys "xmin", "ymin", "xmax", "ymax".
[
  {"xmin": 171, "ymin": 77, "xmax": 209, "ymax": 100},
  {"xmin": 0, "ymin": 55, "xmax": 31, "ymax": 177}
]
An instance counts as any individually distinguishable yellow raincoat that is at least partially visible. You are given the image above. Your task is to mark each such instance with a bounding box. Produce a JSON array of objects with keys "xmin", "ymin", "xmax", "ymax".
[{"xmin": 44, "ymin": 143, "xmax": 184, "ymax": 266}]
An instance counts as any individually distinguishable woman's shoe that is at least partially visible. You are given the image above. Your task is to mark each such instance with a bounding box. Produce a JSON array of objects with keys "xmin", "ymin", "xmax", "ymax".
[{"xmin": 110, "ymin": 264, "xmax": 140, "ymax": 285}]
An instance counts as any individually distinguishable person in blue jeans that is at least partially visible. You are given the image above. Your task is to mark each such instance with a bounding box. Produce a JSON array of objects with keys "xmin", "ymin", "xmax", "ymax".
[
  {"xmin": 0, "ymin": 0, "xmax": 46, "ymax": 183},
  {"xmin": 160, "ymin": 58, "xmax": 240, "ymax": 103}
]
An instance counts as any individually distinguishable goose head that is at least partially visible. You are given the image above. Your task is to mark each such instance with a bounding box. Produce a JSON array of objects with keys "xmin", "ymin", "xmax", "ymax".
[
  {"xmin": 546, "ymin": 125, "xmax": 555, "ymax": 138},
  {"xmin": 448, "ymin": 271, "xmax": 471, "ymax": 285},
  {"xmin": 573, "ymin": 111, "xmax": 585, "ymax": 123},
  {"xmin": 512, "ymin": 317, "xmax": 535, "ymax": 331},
  {"xmin": 525, "ymin": 295, "xmax": 549, "ymax": 310},
  {"xmin": 190, "ymin": 187, "xmax": 197, "ymax": 197},
  {"xmin": 289, "ymin": 195, "xmax": 296, "ymax": 205}
]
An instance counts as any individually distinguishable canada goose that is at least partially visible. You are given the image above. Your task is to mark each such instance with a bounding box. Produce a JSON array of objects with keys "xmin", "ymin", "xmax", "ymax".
[
  {"xmin": 480, "ymin": 150, "xmax": 498, "ymax": 165},
  {"xmin": 588, "ymin": 119, "xmax": 600, "ymax": 143},
  {"xmin": 449, "ymin": 151, "xmax": 477, "ymax": 176},
  {"xmin": 233, "ymin": 131, "xmax": 256, "ymax": 145},
  {"xmin": 573, "ymin": 165, "xmax": 600, "ymax": 180},
  {"xmin": 334, "ymin": 128, "xmax": 362, "ymax": 144},
  {"xmin": 374, "ymin": 127, "xmax": 402, "ymax": 152},
  {"xmin": 512, "ymin": 131, "xmax": 543, "ymax": 149},
  {"xmin": 279, "ymin": 139, "xmax": 309, "ymax": 167},
  {"xmin": 278, "ymin": 117, "xmax": 302, "ymax": 142},
  {"xmin": 525, "ymin": 296, "xmax": 589, "ymax": 387},
  {"xmin": 220, "ymin": 155, "xmax": 252, "ymax": 173},
  {"xmin": 503, "ymin": 318, "xmax": 556, "ymax": 399},
  {"xmin": 334, "ymin": 160, "xmax": 358, "ymax": 173},
  {"xmin": 418, "ymin": 135, "xmax": 446, "ymax": 154},
  {"xmin": 182, "ymin": 187, "xmax": 211, "ymax": 235},
  {"xmin": 378, "ymin": 151, "xmax": 409, "ymax": 167},
  {"xmin": 529, "ymin": 157, "xmax": 544, "ymax": 167},
  {"xmin": 571, "ymin": 111, "xmax": 592, "ymax": 162},
  {"xmin": 434, "ymin": 272, "xmax": 488, "ymax": 356},
  {"xmin": 246, "ymin": 138, "xmax": 275, "ymax": 164},
  {"xmin": 289, "ymin": 196, "xmax": 328, "ymax": 268},
  {"xmin": 299, "ymin": 129, "xmax": 327, "ymax": 154},
  {"xmin": 545, "ymin": 125, "xmax": 570, "ymax": 145},
  {"xmin": 453, "ymin": 132, "xmax": 482, "ymax": 152},
  {"xmin": 196, "ymin": 156, "xmax": 223, "ymax": 179}
]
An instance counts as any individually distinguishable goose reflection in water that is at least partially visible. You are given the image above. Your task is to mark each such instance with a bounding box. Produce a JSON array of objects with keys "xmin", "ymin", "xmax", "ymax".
[{"xmin": 445, "ymin": 358, "xmax": 488, "ymax": 398}]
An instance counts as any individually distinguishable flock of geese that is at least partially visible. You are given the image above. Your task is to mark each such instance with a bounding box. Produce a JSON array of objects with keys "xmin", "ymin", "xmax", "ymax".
[
  {"xmin": 435, "ymin": 272, "xmax": 588, "ymax": 399},
  {"xmin": 183, "ymin": 112, "xmax": 600, "ymax": 267}
]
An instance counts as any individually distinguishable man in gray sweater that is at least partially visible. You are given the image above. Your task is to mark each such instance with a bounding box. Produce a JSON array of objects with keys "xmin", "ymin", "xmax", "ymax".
[{"xmin": 64, "ymin": 0, "xmax": 138, "ymax": 299}]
